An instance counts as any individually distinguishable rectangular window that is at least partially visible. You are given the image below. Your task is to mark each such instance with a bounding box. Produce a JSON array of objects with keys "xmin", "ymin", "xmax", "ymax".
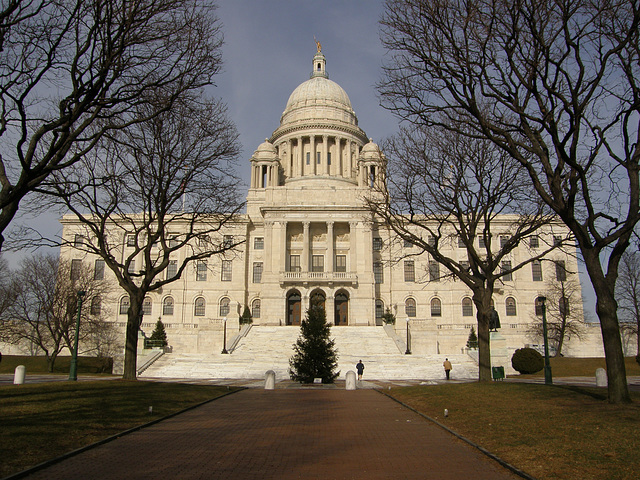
[
  {"xmin": 221, "ymin": 260, "xmax": 232, "ymax": 282},
  {"xmin": 335, "ymin": 255, "xmax": 347, "ymax": 272},
  {"xmin": 168, "ymin": 235, "xmax": 180, "ymax": 248},
  {"xmin": 71, "ymin": 259, "xmax": 82, "ymax": 282},
  {"xmin": 223, "ymin": 235, "xmax": 233, "ymax": 248},
  {"xmin": 312, "ymin": 255, "xmax": 324, "ymax": 272},
  {"xmin": 530, "ymin": 235, "xmax": 539, "ymax": 248},
  {"xmin": 404, "ymin": 238, "xmax": 413, "ymax": 248},
  {"xmin": 126, "ymin": 234, "xmax": 136, "ymax": 247},
  {"xmin": 94, "ymin": 259, "xmax": 105, "ymax": 281},
  {"xmin": 74, "ymin": 234, "xmax": 84, "ymax": 248},
  {"xmin": 555, "ymin": 260, "xmax": 567, "ymax": 282},
  {"xmin": 327, "ymin": 152, "xmax": 331, "ymax": 165},
  {"xmin": 500, "ymin": 236, "xmax": 509, "ymax": 248},
  {"xmin": 254, "ymin": 237, "xmax": 264, "ymax": 250},
  {"xmin": 404, "ymin": 260, "xmax": 415, "ymax": 282},
  {"xmin": 532, "ymin": 260, "xmax": 543, "ymax": 281},
  {"xmin": 458, "ymin": 236, "xmax": 466, "ymax": 248},
  {"xmin": 289, "ymin": 255, "xmax": 301, "ymax": 272},
  {"xmin": 478, "ymin": 236, "xmax": 486, "ymax": 249},
  {"xmin": 429, "ymin": 261, "xmax": 440, "ymax": 282},
  {"xmin": 428, "ymin": 235, "xmax": 436, "ymax": 247},
  {"xmin": 253, "ymin": 262, "xmax": 263, "ymax": 283},
  {"xmin": 317, "ymin": 152, "xmax": 321, "ymax": 164},
  {"xmin": 373, "ymin": 237, "xmax": 383, "ymax": 251},
  {"xmin": 166, "ymin": 260, "xmax": 178, "ymax": 279},
  {"xmin": 501, "ymin": 261, "xmax": 512, "ymax": 281},
  {"xmin": 197, "ymin": 234, "xmax": 209, "ymax": 248},
  {"xmin": 374, "ymin": 262, "xmax": 384, "ymax": 284},
  {"xmin": 554, "ymin": 235, "xmax": 562, "ymax": 246},
  {"xmin": 127, "ymin": 260, "xmax": 136, "ymax": 275},
  {"xmin": 196, "ymin": 260, "xmax": 207, "ymax": 281},
  {"xmin": 306, "ymin": 152, "xmax": 310, "ymax": 165},
  {"xmin": 460, "ymin": 260, "xmax": 470, "ymax": 272}
]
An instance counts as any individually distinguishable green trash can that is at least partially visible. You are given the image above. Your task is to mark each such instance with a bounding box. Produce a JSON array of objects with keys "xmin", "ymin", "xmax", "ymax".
[{"xmin": 492, "ymin": 366, "xmax": 505, "ymax": 381}]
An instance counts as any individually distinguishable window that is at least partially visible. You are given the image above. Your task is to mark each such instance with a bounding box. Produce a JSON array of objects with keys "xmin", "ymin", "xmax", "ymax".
[
  {"xmin": 197, "ymin": 234, "xmax": 209, "ymax": 248},
  {"xmin": 535, "ymin": 297, "xmax": 545, "ymax": 316},
  {"xmin": 221, "ymin": 260, "xmax": 232, "ymax": 282},
  {"xmin": 168, "ymin": 235, "xmax": 180, "ymax": 248},
  {"xmin": 404, "ymin": 238, "xmax": 413, "ymax": 248},
  {"xmin": 373, "ymin": 237, "xmax": 383, "ymax": 251},
  {"xmin": 253, "ymin": 262, "xmax": 263, "ymax": 283},
  {"xmin": 374, "ymin": 262, "xmax": 383, "ymax": 284},
  {"xmin": 460, "ymin": 260, "xmax": 470, "ymax": 272},
  {"xmin": 311, "ymin": 255, "xmax": 324, "ymax": 273},
  {"xmin": 74, "ymin": 234, "xmax": 85, "ymax": 247},
  {"xmin": 166, "ymin": 260, "xmax": 177, "ymax": 279},
  {"xmin": 194, "ymin": 297, "xmax": 206, "ymax": 317},
  {"xmin": 431, "ymin": 298, "xmax": 442, "ymax": 317},
  {"xmin": 462, "ymin": 297, "xmax": 473, "ymax": 317},
  {"xmin": 375, "ymin": 300, "xmax": 384, "ymax": 319},
  {"xmin": 317, "ymin": 152, "xmax": 321, "ymax": 164},
  {"xmin": 254, "ymin": 237, "xmax": 264, "ymax": 250},
  {"xmin": 289, "ymin": 255, "xmax": 301, "ymax": 272},
  {"xmin": 126, "ymin": 234, "xmax": 136, "ymax": 247},
  {"xmin": 127, "ymin": 260, "xmax": 136, "ymax": 275},
  {"xmin": 90, "ymin": 296, "xmax": 101, "ymax": 316},
  {"xmin": 405, "ymin": 298, "xmax": 417, "ymax": 317},
  {"xmin": 404, "ymin": 260, "xmax": 415, "ymax": 282},
  {"xmin": 219, "ymin": 297, "xmax": 230, "ymax": 316},
  {"xmin": 458, "ymin": 236, "xmax": 466, "ymax": 248},
  {"xmin": 532, "ymin": 260, "xmax": 543, "ymax": 281},
  {"xmin": 501, "ymin": 261, "xmax": 512, "ymax": 281},
  {"xmin": 119, "ymin": 297, "xmax": 130, "ymax": 315},
  {"xmin": 196, "ymin": 260, "xmax": 207, "ymax": 281},
  {"xmin": 163, "ymin": 297, "xmax": 174, "ymax": 316},
  {"xmin": 70, "ymin": 259, "xmax": 82, "ymax": 282},
  {"xmin": 223, "ymin": 235, "xmax": 233, "ymax": 248},
  {"xmin": 306, "ymin": 152, "xmax": 310, "ymax": 165},
  {"xmin": 428, "ymin": 261, "xmax": 440, "ymax": 282},
  {"xmin": 555, "ymin": 260, "xmax": 567, "ymax": 282},
  {"xmin": 252, "ymin": 299, "xmax": 261, "ymax": 319},
  {"xmin": 327, "ymin": 152, "xmax": 331, "ymax": 165},
  {"xmin": 559, "ymin": 297, "xmax": 570, "ymax": 316},
  {"xmin": 554, "ymin": 235, "xmax": 562, "ymax": 246},
  {"xmin": 478, "ymin": 236, "xmax": 486, "ymax": 249},
  {"xmin": 506, "ymin": 297, "xmax": 517, "ymax": 316},
  {"xmin": 142, "ymin": 297, "xmax": 152, "ymax": 316},
  {"xmin": 335, "ymin": 255, "xmax": 347, "ymax": 273},
  {"xmin": 94, "ymin": 259, "xmax": 105, "ymax": 281},
  {"xmin": 500, "ymin": 236, "xmax": 509, "ymax": 248},
  {"xmin": 427, "ymin": 235, "xmax": 436, "ymax": 247},
  {"xmin": 530, "ymin": 235, "xmax": 539, "ymax": 248}
]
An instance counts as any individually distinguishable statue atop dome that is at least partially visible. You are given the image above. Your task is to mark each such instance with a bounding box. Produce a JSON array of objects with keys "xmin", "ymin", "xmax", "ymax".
[{"xmin": 314, "ymin": 37, "xmax": 322, "ymax": 52}]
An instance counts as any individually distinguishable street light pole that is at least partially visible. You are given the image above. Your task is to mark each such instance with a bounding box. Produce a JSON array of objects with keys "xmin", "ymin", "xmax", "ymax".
[
  {"xmin": 68, "ymin": 290, "xmax": 86, "ymax": 381},
  {"xmin": 405, "ymin": 318, "xmax": 411, "ymax": 354},
  {"xmin": 540, "ymin": 296, "xmax": 553, "ymax": 385},
  {"xmin": 221, "ymin": 316, "xmax": 228, "ymax": 354}
]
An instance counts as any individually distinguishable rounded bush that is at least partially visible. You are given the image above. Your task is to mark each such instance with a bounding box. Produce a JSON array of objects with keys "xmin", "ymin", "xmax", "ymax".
[{"xmin": 511, "ymin": 347, "xmax": 544, "ymax": 374}]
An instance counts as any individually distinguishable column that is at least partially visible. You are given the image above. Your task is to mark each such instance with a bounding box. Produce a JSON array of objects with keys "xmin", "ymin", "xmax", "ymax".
[
  {"xmin": 302, "ymin": 221, "xmax": 310, "ymax": 272},
  {"xmin": 310, "ymin": 135, "xmax": 316, "ymax": 175},
  {"xmin": 349, "ymin": 221, "xmax": 358, "ymax": 274},
  {"xmin": 298, "ymin": 136, "xmax": 303, "ymax": 177},
  {"xmin": 347, "ymin": 140, "xmax": 353, "ymax": 179},
  {"xmin": 322, "ymin": 135, "xmax": 328, "ymax": 175},
  {"xmin": 327, "ymin": 221, "xmax": 334, "ymax": 273},
  {"xmin": 288, "ymin": 139, "xmax": 293, "ymax": 177},
  {"xmin": 264, "ymin": 221, "xmax": 274, "ymax": 273}
]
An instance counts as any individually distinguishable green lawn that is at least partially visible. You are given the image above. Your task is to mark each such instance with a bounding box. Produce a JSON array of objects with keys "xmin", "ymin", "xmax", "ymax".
[
  {"xmin": 0, "ymin": 381, "xmax": 240, "ymax": 478},
  {"xmin": 510, "ymin": 356, "xmax": 640, "ymax": 378}
]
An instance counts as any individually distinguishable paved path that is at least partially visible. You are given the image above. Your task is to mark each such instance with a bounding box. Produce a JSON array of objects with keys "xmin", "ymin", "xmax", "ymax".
[{"xmin": 18, "ymin": 388, "xmax": 523, "ymax": 480}]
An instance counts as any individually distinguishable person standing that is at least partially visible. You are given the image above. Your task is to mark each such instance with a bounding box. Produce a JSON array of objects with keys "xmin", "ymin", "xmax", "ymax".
[
  {"xmin": 443, "ymin": 358, "xmax": 452, "ymax": 380},
  {"xmin": 356, "ymin": 360, "xmax": 365, "ymax": 381}
]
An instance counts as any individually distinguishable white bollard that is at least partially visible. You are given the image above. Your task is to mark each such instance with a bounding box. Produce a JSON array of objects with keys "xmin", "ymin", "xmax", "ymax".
[
  {"xmin": 14, "ymin": 365, "xmax": 26, "ymax": 385},
  {"xmin": 265, "ymin": 370, "xmax": 276, "ymax": 390},
  {"xmin": 595, "ymin": 368, "xmax": 607, "ymax": 387},
  {"xmin": 345, "ymin": 370, "xmax": 357, "ymax": 390}
]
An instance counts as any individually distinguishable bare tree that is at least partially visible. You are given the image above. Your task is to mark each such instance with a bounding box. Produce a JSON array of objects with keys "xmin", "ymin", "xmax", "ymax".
[
  {"xmin": 529, "ymin": 262, "xmax": 584, "ymax": 357},
  {"xmin": 616, "ymin": 251, "xmax": 640, "ymax": 357},
  {"xmin": 368, "ymin": 124, "xmax": 562, "ymax": 380},
  {"xmin": 0, "ymin": 0, "xmax": 225, "ymax": 251},
  {"xmin": 378, "ymin": 0, "xmax": 638, "ymax": 403},
  {"xmin": 41, "ymin": 95, "xmax": 243, "ymax": 380},
  {"xmin": 0, "ymin": 254, "xmax": 16, "ymax": 319},
  {"xmin": 0, "ymin": 254, "xmax": 111, "ymax": 371}
]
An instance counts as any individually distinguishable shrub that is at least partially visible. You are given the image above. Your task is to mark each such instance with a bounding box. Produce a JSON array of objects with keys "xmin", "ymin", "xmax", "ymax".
[
  {"xmin": 239, "ymin": 305, "xmax": 253, "ymax": 325},
  {"xmin": 382, "ymin": 307, "xmax": 396, "ymax": 325},
  {"xmin": 511, "ymin": 347, "xmax": 544, "ymax": 374},
  {"xmin": 466, "ymin": 326, "xmax": 478, "ymax": 349},
  {"xmin": 149, "ymin": 320, "xmax": 168, "ymax": 347}
]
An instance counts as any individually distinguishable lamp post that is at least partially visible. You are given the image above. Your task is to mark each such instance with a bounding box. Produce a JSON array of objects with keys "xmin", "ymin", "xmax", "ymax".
[
  {"xmin": 221, "ymin": 316, "xmax": 228, "ymax": 354},
  {"xmin": 539, "ymin": 296, "xmax": 553, "ymax": 385},
  {"xmin": 68, "ymin": 290, "xmax": 86, "ymax": 381},
  {"xmin": 405, "ymin": 317, "xmax": 411, "ymax": 354}
]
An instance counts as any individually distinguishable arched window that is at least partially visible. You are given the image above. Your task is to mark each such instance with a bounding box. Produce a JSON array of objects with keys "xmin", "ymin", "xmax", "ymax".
[
  {"xmin": 430, "ymin": 298, "xmax": 442, "ymax": 317},
  {"xmin": 462, "ymin": 297, "xmax": 473, "ymax": 317},
  {"xmin": 90, "ymin": 296, "xmax": 101, "ymax": 316},
  {"xmin": 559, "ymin": 297, "xmax": 570, "ymax": 316},
  {"xmin": 163, "ymin": 297, "xmax": 174, "ymax": 316},
  {"xmin": 219, "ymin": 297, "xmax": 230, "ymax": 316},
  {"xmin": 535, "ymin": 297, "xmax": 545, "ymax": 316},
  {"xmin": 405, "ymin": 298, "xmax": 416, "ymax": 318},
  {"xmin": 142, "ymin": 297, "xmax": 152, "ymax": 316},
  {"xmin": 119, "ymin": 296, "xmax": 130, "ymax": 315},
  {"xmin": 252, "ymin": 299, "xmax": 261, "ymax": 319},
  {"xmin": 194, "ymin": 297, "xmax": 206, "ymax": 317},
  {"xmin": 505, "ymin": 297, "xmax": 517, "ymax": 316},
  {"xmin": 375, "ymin": 300, "xmax": 384, "ymax": 319}
]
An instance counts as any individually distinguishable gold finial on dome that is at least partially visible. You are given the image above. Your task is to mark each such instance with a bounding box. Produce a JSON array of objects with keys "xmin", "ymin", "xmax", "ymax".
[{"xmin": 314, "ymin": 36, "xmax": 321, "ymax": 52}]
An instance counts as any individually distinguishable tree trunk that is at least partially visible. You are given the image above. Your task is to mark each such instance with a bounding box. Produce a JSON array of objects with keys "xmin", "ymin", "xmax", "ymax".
[
  {"xmin": 122, "ymin": 295, "xmax": 144, "ymax": 380},
  {"xmin": 473, "ymin": 289, "xmax": 493, "ymax": 382}
]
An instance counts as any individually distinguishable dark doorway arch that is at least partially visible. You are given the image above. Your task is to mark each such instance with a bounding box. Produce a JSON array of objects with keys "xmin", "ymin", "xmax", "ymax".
[
  {"xmin": 309, "ymin": 289, "xmax": 326, "ymax": 312},
  {"xmin": 334, "ymin": 290, "xmax": 349, "ymax": 326},
  {"xmin": 287, "ymin": 290, "xmax": 302, "ymax": 326}
]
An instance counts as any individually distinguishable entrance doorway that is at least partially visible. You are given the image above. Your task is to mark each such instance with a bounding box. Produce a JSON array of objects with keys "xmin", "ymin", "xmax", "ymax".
[
  {"xmin": 309, "ymin": 290, "xmax": 326, "ymax": 312},
  {"xmin": 334, "ymin": 291, "xmax": 349, "ymax": 326},
  {"xmin": 287, "ymin": 291, "xmax": 301, "ymax": 326}
]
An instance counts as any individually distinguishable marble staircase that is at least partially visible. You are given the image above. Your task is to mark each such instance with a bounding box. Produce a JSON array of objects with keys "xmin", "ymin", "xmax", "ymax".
[{"xmin": 140, "ymin": 325, "xmax": 478, "ymax": 381}]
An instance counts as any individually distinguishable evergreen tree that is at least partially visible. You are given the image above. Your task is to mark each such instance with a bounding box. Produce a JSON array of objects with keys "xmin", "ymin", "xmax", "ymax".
[
  {"xmin": 289, "ymin": 306, "xmax": 339, "ymax": 384},
  {"xmin": 466, "ymin": 326, "xmax": 478, "ymax": 349},
  {"xmin": 149, "ymin": 319, "xmax": 168, "ymax": 347},
  {"xmin": 240, "ymin": 305, "xmax": 253, "ymax": 325}
]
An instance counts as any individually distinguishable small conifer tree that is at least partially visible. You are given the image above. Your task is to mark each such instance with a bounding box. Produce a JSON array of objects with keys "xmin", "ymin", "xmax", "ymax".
[
  {"xmin": 289, "ymin": 305, "xmax": 339, "ymax": 383},
  {"xmin": 240, "ymin": 305, "xmax": 253, "ymax": 324},
  {"xmin": 149, "ymin": 319, "xmax": 168, "ymax": 347},
  {"xmin": 466, "ymin": 326, "xmax": 478, "ymax": 349},
  {"xmin": 382, "ymin": 307, "xmax": 396, "ymax": 325}
]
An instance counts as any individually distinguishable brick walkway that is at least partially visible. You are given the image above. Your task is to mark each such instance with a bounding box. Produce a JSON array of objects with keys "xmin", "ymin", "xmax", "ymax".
[{"xmin": 20, "ymin": 388, "xmax": 523, "ymax": 480}]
